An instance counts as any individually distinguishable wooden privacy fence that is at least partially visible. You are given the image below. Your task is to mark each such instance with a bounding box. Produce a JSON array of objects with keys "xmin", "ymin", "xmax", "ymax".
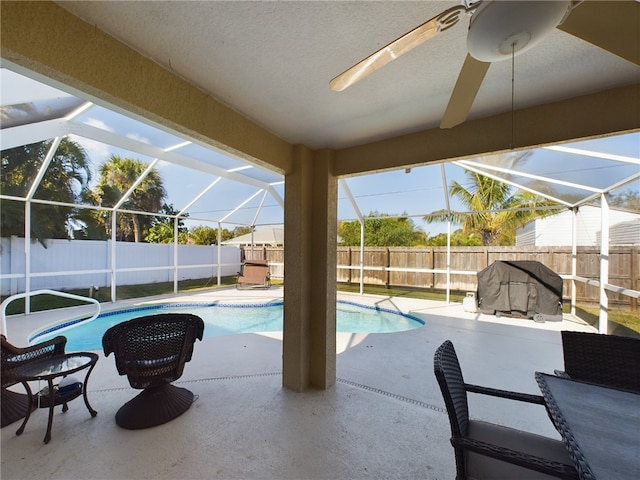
[
  {"xmin": 243, "ymin": 247, "xmax": 284, "ymax": 280},
  {"xmin": 249, "ymin": 246, "xmax": 639, "ymax": 311}
]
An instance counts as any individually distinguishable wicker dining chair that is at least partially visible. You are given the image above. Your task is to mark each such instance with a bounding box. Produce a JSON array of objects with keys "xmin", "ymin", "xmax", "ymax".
[
  {"xmin": 557, "ymin": 331, "xmax": 640, "ymax": 393},
  {"xmin": 434, "ymin": 340, "xmax": 579, "ymax": 480},
  {"xmin": 102, "ymin": 313, "xmax": 204, "ymax": 429},
  {"xmin": 1, "ymin": 335, "xmax": 67, "ymax": 427}
]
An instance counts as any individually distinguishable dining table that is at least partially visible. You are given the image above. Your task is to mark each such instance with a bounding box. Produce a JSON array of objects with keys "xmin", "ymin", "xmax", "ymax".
[{"xmin": 535, "ymin": 371, "xmax": 640, "ymax": 480}]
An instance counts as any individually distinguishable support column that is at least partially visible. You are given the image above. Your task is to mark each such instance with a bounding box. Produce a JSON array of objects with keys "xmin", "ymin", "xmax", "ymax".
[{"xmin": 282, "ymin": 146, "xmax": 337, "ymax": 391}]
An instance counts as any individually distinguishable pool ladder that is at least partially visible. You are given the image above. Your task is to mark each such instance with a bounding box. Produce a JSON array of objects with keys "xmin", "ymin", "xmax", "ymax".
[{"xmin": 0, "ymin": 289, "xmax": 101, "ymax": 338}]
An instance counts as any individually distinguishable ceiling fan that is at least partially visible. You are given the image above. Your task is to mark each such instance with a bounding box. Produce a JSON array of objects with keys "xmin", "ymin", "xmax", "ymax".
[{"xmin": 330, "ymin": 1, "xmax": 639, "ymax": 129}]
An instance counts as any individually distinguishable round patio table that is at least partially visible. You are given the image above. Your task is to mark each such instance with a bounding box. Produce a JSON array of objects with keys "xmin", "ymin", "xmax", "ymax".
[{"xmin": 15, "ymin": 352, "xmax": 98, "ymax": 443}]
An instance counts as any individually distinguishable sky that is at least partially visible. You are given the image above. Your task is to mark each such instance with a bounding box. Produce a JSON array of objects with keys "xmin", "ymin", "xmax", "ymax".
[{"xmin": 2, "ymin": 67, "xmax": 639, "ymax": 237}]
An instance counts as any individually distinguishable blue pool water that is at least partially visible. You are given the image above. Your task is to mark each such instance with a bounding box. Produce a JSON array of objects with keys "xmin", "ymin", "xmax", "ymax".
[{"xmin": 33, "ymin": 300, "xmax": 424, "ymax": 351}]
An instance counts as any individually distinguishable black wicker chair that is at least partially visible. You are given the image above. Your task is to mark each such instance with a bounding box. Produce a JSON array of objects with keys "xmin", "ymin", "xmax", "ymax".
[
  {"xmin": 1, "ymin": 335, "xmax": 67, "ymax": 427},
  {"xmin": 102, "ymin": 313, "xmax": 204, "ymax": 429},
  {"xmin": 557, "ymin": 331, "xmax": 640, "ymax": 393},
  {"xmin": 434, "ymin": 340, "xmax": 579, "ymax": 480}
]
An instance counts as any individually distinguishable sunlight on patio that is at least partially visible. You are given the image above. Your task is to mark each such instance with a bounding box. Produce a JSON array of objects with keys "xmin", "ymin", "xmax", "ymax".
[{"xmin": 1, "ymin": 288, "xmax": 596, "ymax": 480}]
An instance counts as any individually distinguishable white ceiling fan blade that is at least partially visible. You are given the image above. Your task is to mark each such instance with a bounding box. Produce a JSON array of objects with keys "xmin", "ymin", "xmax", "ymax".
[
  {"xmin": 557, "ymin": 0, "xmax": 639, "ymax": 66},
  {"xmin": 440, "ymin": 54, "xmax": 491, "ymax": 129},
  {"xmin": 330, "ymin": 5, "xmax": 466, "ymax": 92}
]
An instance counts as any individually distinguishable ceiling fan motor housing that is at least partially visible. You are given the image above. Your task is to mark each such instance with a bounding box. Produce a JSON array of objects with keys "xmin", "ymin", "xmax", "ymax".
[{"xmin": 467, "ymin": 0, "xmax": 572, "ymax": 62}]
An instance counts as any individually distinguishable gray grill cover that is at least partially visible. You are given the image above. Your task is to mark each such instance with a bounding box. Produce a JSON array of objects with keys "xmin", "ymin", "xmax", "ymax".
[{"xmin": 477, "ymin": 261, "xmax": 563, "ymax": 318}]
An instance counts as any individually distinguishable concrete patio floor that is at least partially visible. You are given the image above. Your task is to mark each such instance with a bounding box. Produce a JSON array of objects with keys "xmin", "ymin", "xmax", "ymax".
[{"xmin": 1, "ymin": 287, "xmax": 596, "ymax": 479}]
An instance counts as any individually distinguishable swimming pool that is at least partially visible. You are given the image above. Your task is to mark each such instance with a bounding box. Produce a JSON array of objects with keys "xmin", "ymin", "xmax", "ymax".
[{"xmin": 33, "ymin": 300, "xmax": 425, "ymax": 351}]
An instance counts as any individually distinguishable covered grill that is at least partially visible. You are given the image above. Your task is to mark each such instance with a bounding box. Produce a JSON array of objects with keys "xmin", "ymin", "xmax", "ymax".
[{"xmin": 477, "ymin": 261, "xmax": 563, "ymax": 319}]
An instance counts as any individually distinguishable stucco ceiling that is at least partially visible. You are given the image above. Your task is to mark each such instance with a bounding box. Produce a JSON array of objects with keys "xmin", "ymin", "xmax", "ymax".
[{"xmin": 56, "ymin": 1, "xmax": 639, "ymax": 151}]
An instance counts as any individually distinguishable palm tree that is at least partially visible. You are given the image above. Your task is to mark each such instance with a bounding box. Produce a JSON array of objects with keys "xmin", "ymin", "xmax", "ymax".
[
  {"xmin": 1, "ymin": 138, "xmax": 92, "ymax": 246},
  {"xmin": 425, "ymin": 167, "xmax": 560, "ymax": 246},
  {"xmin": 94, "ymin": 155, "xmax": 166, "ymax": 242}
]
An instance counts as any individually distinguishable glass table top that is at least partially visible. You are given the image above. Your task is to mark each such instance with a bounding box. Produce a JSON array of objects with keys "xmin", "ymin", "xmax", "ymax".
[{"xmin": 17, "ymin": 353, "xmax": 97, "ymax": 379}]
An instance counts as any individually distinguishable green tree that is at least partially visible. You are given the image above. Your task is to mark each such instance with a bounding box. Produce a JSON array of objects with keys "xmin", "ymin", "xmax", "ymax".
[
  {"xmin": 424, "ymin": 169, "xmax": 559, "ymax": 246},
  {"xmin": 231, "ymin": 226, "xmax": 253, "ymax": 238},
  {"xmin": 187, "ymin": 225, "xmax": 221, "ymax": 245},
  {"xmin": 145, "ymin": 204, "xmax": 188, "ymax": 243},
  {"xmin": 93, "ymin": 155, "xmax": 166, "ymax": 242},
  {"xmin": 145, "ymin": 221, "xmax": 176, "ymax": 244},
  {"xmin": 1, "ymin": 138, "xmax": 92, "ymax": 246},
  {"xmin": 609, "ymin": 189, "xmax": 640, "ymax": 211},
  {"xmin": 72, "ymin": 204, "xmax": 110, "ymax": 240},
  {"xmin": 339, "ymin": 212, "xmax": 427, "ymax": 246},
  {"xmin": 146, "ymin": 218, "xmax": 244, "ymax": 245},
  {"xmin": 426, "ymin": 229, "xmax": 483, "ymax": 246}
]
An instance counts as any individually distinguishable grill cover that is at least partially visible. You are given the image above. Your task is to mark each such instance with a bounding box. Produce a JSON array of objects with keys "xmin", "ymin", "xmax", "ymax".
[{"xmin": 477, "ymin": 261, "xmax": 563, "ymax": 318}]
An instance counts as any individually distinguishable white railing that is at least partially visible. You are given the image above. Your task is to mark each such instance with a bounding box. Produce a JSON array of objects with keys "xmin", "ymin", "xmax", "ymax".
[
  {"xmin": 572, "ymin": 275, "xmax": 640, "ymax": 299},
  {"xmin": 0, "ymin": 289, "xmax": 101, "ymax": 338}
]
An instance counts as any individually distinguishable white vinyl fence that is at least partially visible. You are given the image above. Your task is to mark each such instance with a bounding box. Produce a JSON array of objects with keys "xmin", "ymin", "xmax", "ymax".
[{"xmin": 0, "ymin": 236, "xmax": 242, "ymax": 296}]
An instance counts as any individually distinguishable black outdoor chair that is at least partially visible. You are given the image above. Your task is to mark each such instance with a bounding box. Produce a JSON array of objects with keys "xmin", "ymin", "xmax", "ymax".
[
  {"xmin": 433, "ymin": 340, "xmax": 579, "ymax": 480},
  {"xmin": 556, "ymin": 331, "xmax": 640, "ymax": 393},
  {"xmin": 1, "ymin": 334, "xmax": 67, "ymax": 427},
  {"xmin": 102, "ymin": 313, "xmax": 204, "ymax": 429}
]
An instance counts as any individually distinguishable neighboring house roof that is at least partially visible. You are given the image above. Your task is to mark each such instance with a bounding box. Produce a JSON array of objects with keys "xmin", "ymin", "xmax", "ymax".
[
  {"xmin": 222, "ymin": 227, "xmax": 284, "ymax": 246},
  {"xmin": 516, "ymin": 206, "xmax": 640, "ymax": 247}
]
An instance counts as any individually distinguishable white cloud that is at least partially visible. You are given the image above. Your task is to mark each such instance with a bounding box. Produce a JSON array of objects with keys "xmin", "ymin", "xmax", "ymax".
[
  {"xmin": 126, "ymin": 132, "xmax": 151, "ymax": 144},
  {"xmin": 67, "ymin": 134, "xmax": 111, "ymax": 162},
  {"xmin": 84, "ymin": 117, "xmax": 115, "ymax": 132},
  {"xmin": 155, "ymin": 159, "xmax": 172, "ymax": 171}
]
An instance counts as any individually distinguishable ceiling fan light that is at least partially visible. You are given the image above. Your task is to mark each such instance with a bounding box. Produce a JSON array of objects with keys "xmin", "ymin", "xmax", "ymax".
[
  {"xmin": 467, "ymin": 1, "xmax": 572, "ymax": 62},
  {"xmin": 498, "ymin": 32, "xmax": 531, "ymax": 56}
]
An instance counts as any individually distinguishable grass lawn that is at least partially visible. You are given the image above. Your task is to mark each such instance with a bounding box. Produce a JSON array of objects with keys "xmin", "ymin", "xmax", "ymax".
[
  {"xmin": 1, "ymin": 277, "xmax": 238, "ymax": 315},
  {"xmin": 336, "ymin": 283, "xmax": 466, "ymax": 303},
  {"xmin": 574, "ymin": 304, "xmax": 640, "ymax": 337}
]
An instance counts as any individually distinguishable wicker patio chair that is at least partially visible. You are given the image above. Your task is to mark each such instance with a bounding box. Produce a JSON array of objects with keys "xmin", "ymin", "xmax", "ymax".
[
  {"xmin": 434, "ymin": 340, "xmax": 579, "ymax": 480},
  {"xmin": 557, "ymin": 331, "xmax": 640, "ymax": 393},
  {"xmin": 102, "ymin": 313, "xmax": 204, "ymax": 429},
  {"xmin": 1, "ymin": 335, "xmax": 67, "ymax": 427}
]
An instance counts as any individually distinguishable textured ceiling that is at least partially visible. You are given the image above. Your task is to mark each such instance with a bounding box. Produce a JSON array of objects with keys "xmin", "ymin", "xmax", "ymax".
[{"xmin": 56, "ymin": 1, "xmax": 639, "ymax": 150}]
